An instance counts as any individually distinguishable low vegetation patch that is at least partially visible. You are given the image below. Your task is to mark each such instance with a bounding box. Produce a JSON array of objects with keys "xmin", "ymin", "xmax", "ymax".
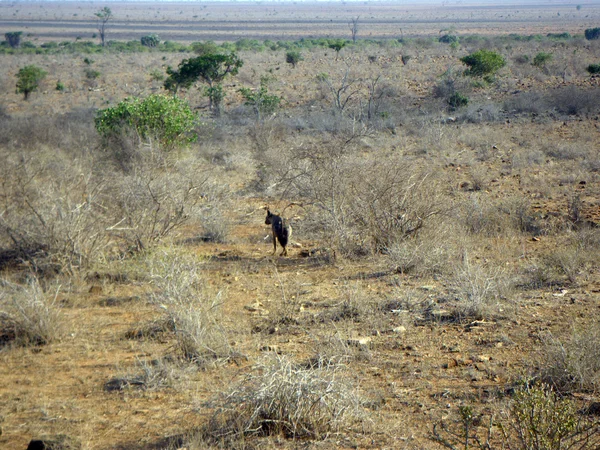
[{"xmin": 202, "ymin": 355, "xmax": 365, "ymax": 443}]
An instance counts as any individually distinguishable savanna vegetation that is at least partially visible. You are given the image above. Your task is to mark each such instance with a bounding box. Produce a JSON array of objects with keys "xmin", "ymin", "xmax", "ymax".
[{"xmin": 1, "ymin": 2, "xmax": 600, "ymax": 449}]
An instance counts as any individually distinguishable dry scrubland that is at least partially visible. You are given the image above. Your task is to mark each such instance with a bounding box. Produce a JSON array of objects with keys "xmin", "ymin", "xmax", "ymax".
[{"xmin": 2, "ymin": 2, "xmax": 600, "ymax": 450}]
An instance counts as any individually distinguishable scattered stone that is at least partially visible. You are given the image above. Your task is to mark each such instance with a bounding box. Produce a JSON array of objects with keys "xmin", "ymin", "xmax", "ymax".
[
  {"xmin": 347, "ymin": 337, "xmax": 372, "ymax": 347},
  {"xmin": 419, "ymin": 285, "xmax": 436, "ymax": 291},
  {"xmin": 260, "ymin": 345, "xmax": 281, "ymax": 354},
  {"xmin": 443, "ymin": 359, "xmax": 458, "ymax": 369},
  {"xmin": 475, "ymin": 363, "xmax": 487, "ymax": 372},
  {"xmin": 244, "ymin": 301, "xmax": 264, "ymax": 312}
]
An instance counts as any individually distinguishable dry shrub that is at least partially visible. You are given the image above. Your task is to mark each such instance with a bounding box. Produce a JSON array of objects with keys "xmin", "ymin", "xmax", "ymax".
[
  {"xmin": 448, "ymin": 255, "xmax": 514, "ymax": 321},
  {"xmin": 145, "ymin": 248, "xmax": 234, "ymax": 367},
  {"xmin": 105, "ymin": 357, "xmax": 184, "ymax": 392},
  {"xmin": 274, "ymin": 140, "xmax": 447, "ymax": 256},
  {"xmin": 203, "ymin": 354, "xmax": 365, "ymax": 443},
  {"xmin": 539, "ymin": 323, "xmax": 600, "ymax": 393},
  {"xmin": 549, "ymin": 86, "xmax": 600, "ymax": 116},
  {"xmin": 0, "ymin": 149, "xmax": 110, "ymax": 274},
  {"xmin": 0, "ymin": 109, "xmax": 98, "ymax": 153},
  {"xmin": 0, "ymin": 278, "xmax": 63, "ymax": 347},
  {"xmin": 541, "ymin": 228, "xmax": 600, "ymax": 284},
  {"xmin": 103, "ymin": 154, "xmax": 230, "ymax": 251},
  {"xmin": 462, "ymin": 194, "xmax": 543, "ymax": 237},
  {"xmin": 387, "ymin": 220, "xmax": 464, "ymax": 276}
]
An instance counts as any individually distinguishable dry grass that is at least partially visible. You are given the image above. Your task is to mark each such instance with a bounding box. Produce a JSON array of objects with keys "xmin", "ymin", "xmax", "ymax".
[
  {"xmin": 202, "ymin": 354, "xmax": 366, "ymax": 443},
  {"xmin": 1, "ymin": 4, "xmax": 600, "ymax": 449},
  {"xmin": 0, "ymin": 277, "xmax": 63, "ymax": 347}
]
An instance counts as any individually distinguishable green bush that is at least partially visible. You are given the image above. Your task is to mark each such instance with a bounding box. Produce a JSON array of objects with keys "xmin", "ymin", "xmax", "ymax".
[
  {"xmin": 285, "ymin": 50, "xmax": 303, "ymax": 68},
  {"xmin": 503, "ymin": 383, "xmax": 600, "ymax": 449},
  {"xmin": 95, "ymin": 94, "xmax": 198, "ymax": 148},
  {"xmin": 460, "ymin": 49, "xmax": 506, "ymax": 77},
  {"xmin": 190, "ymin": 40, "xmax": 220, "ymax": 55},
  {"xmin": 438, "ymin": 34, "xmax": 458, "ymax": 44},
  {"xmin": 84, "ymin": 68, "xmax": 101, "ymax": 80},
  {"xmin": 239, "ymin": 76, "xmax": 281, "ymax": 120},
  {"xmin": 15, "ymin": 65, "xmax": 47, "ymax": 100},
  {"xmin": 533, "ymin": 52, "xmax": 553, "ymax": 68},
  {"xmin": 5, "ymin": 31, "xmax": 22, "ymax": 48},
  {"xmin": 585, "ymin": 27, "xmax": 600, "ymax": 40},
  {"xmin": 447, "ymin": 92, "xmax": 469, "ymax": 110},
  {"xmin": 140, "ymin": 34, "xmax": 160, "ymax": 47},
  {"xmin": 587, "ymin": 63, "xmax": 600, "ymax": 74}
]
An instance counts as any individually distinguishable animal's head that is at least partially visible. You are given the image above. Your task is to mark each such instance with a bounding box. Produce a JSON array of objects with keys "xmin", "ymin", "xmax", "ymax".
[{"xmin": 265, "ymin": 208, "xmax": 273, "ymax": 225}]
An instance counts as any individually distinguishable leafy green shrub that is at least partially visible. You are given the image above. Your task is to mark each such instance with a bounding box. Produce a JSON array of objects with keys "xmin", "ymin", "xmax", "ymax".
[
  {"xmin": 448, "ymin": 92, "xmax": 469, "ymax": 110},
  {"xmin": 587, "ymin": 63, "xmax": 600, "ymax": 74},
  {"xmin": 460, "ymin": 49, "xmax": 506, "ymax": 77},
  {"xmin": 239, "ymin": 76, "xmax": 281, "ymax": 120},
  {"xmin": 84, "ymin": 68, "xmax": 101, "ymax": 80},
  {"xmin": 140, "ymin": 34, "xmax": 159, "ymax": 47},
  {"xmin": 95, "ymin": 94, "xmax": 198, "ymax": 148},
  {"xmin": 547, "ymin": 32, "xmax": 571, "ymax": 39},
  {"xmin": 55, "ymin": 81, "xmax": 65, "ymax": 91},
  {"xmin": 5, "ymin": 31, "xmax": 22, "ymax": 48},
  {"xmin": 502, "ymin": 383, "xmax": 600, "ymax": 449},
  {"xmin": 285, "ymin": 50, "xmax": 303, "ymax": 68},
  {"xmin": 328, "ymin": 39, "xmax": 347, "ymax": 55},
  {"xmin": 585, "ymin": 27, "xmax": 600, "ymax": 40},
  {"xmin": 533, "ymin": 52, "xmax": 553, "ymax": 68},
  {"xmin": 190, "ymin": 40, "xmax": 220, "ymax": 55},
  {"xmin": 438, "ymin": 34, "xmax": 458, "ymax": 44},
  {"xmin": 15, "ymin": 65, "xmax": 47, "ymax": 100}
]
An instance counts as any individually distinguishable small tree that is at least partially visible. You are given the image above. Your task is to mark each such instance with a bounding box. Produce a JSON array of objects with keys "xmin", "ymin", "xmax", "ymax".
[
  {"xmin": 140, "ymin": 34, "xmax": 160, "ymax": 47},
  {"xmin": 460, "ymin": 49, "xmax": 506, "ymax": 78},
  {"xmin": 16, "ymin": 65, "xmax": 47, "ymax": 100},
  {"xmin": 349, "ymin": 16, "xmax": 360, "ymax": 43},
  {"xmin": 164, "ymin": 52, "xmax": 243, "ymax": 116},
  {"xmin": 448, "ymin": 92, "xmax": 469, "ymax": 110},
  {"xmin": 239, "ymin": 76, "xmax": 281, "ymax": 121},
  {"xmin": 585, "ymin": 27, "xmax": 600, "ymax": 40},
  {"xmin": 95, "ymin": 7, "xmax": 112, "ymax": 47},
  {"xmin": 587, "ymin": 63, "xmax": 600, "ymax": 74},
  {"xmin": 328, "ymin": 39, "xmax": 346, "ymax": 58},
  {"xmin": 533, "ymin": 52, "xmax": 553, "ymax": 68},
  {"xmin": 5, "ymin": 31, "xmax": 22, "ymax": 48},
  {"xmin": 286, "ymin": 50, "xmax": 303, "ymax": 68}
]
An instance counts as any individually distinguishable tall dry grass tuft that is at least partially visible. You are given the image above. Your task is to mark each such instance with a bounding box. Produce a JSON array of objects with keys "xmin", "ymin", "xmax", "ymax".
[
  {"xmin": 539, "ymin": 322, "xmax": 600, "ymax": 394},
  {"xmin": 448, "ymin": 254, "xmax": 514, "ymax": 321},
  {"xmin": 0, "ymin": 277, "xmax": 64, "ymax": 347},
  {"xmin": 202, "ymin": 354, "xmax": 366, "ymax": 443},
  {"xmin": 145, "ymin": 248, "xmax": 235, "ymax": 367}
]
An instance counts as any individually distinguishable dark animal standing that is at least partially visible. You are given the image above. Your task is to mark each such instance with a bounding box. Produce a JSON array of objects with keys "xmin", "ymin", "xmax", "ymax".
[{"xmin": 265, "ymin": 209, "xmax": 292, "ymax": 256}]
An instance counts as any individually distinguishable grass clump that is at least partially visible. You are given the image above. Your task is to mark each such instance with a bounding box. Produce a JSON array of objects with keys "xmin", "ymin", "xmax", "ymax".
[
  {"xmin": 539, "ymin": 322, "xmax": 600, "ymax": 393},
  {"xmin": 202, "ymin": 354, "xmax": 365, "ymax": 443},
  {"xmin": 0, "ymin": 278, "xmax": 63, "ymax": 347},
  {"xmin": 449, "ymin": 255, "xmax": 513, "ymax": 321},
  {"xmin": 145, "ymin": 248, "xmax": 235, "ymax": 367}
]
